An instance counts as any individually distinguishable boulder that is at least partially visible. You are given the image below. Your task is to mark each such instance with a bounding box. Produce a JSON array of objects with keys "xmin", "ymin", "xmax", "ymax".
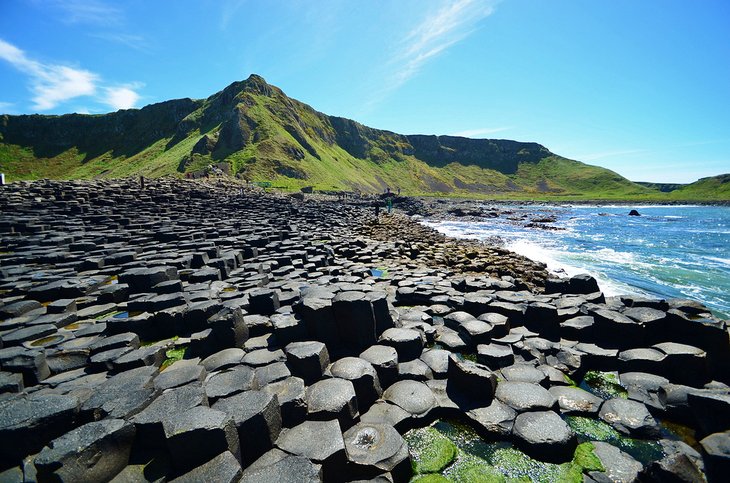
[
  {"xmin": 598, "ymin": 398, "xmax": 659, "ymax": 438},
  {"xmin": 284, "ymin": 341, "xmax": 329, "ymax": 385},
  {"xmin": 588, "ymin": 441, "xmax": 643, "ymax": 483},
  {"xmin": 495, "ymin": 381, "xmax": 556, "ymax": 412},
  {"xmin": 446, "ymin": 355, "xmax": 497, "ymax": 406},
  {"xmin": 378, "ymin": 328, "xmax": 423, "ymax": 362},
  {"xmin": 169, "ymin": 451, "xmax": 242, "ymax": 483},
  {"xmin": 329, "ymin": 357, "xmax": 382, "ymax": 411},
  {"xmin": 343, "ymin": 422, "xmax": 411, "ymax": 482},
  {"xmin": 305, "ymin": 378, "xmax": 359, "ymax": 429},
  {"xmin": 700, "ymin": 430, "xmax": 730, "ymax": 483}
]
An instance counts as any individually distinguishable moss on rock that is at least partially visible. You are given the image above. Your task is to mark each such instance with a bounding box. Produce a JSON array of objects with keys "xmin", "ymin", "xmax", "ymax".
[{"xmin": 405, "ymin": 427, "xmax": 459, "ymax": 474}]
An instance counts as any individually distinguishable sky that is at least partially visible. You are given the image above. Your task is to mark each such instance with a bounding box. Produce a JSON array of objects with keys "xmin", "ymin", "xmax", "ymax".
[{"xmin": 1, "ymin": 0, "xmax": 729, "ymax": 183}]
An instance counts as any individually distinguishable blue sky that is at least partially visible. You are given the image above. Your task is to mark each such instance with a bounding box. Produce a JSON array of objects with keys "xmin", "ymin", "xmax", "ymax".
[{"xmin": 1, "ymin": 0, "xmax": 728, "ymax": 183}]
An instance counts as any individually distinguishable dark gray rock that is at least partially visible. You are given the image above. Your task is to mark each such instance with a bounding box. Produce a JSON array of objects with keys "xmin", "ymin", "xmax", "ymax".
[
  {"xmin": 378, "ymin": 328, "xmax": 423, "ymax": 362},
  {"xmin": 35, "ymin": 419, "xmax": 135, "ymax": 483},
  {"xmin": 382, "ymin": 380, "xmax": 435, "ymax": 418},
  {"xmin": 262, "ymin": 376, "xmax": 307, "ymax": 428},
  {"xmin": 687, "ymin": 392, "xmax": 730, "ymax": 437},
  {"xmin": 360, "ymin": 345, "xmax": 399, "ymax": 389},
  {"xmin": 80, "ymin": 366, "xmax": 159, "ymax": 421},
  {"xmin": 284, "ymin": 341, "xmax": 329, "ymax": 385},
  {"xmin": 700, "ymin": 430, "xmax": 730, "ymax": 483},
  {"xmin": 549, "ymin": 386, "xmax": 603, "ymax": 415},
  {"xmin": 333, "ymin": 291, "xmax": 377, "ymax": 353},
  {"xmin": 495, "ymin": 381, "xmax": 556, "ymax": 412},
  {"xmin": 588, "ymin": 441, "xmax": 643, "ymax": 483},
  {"xmin": 132, "ymin": 384, "xmax": 208, "ymax": 449},
  {"xmin": 205, "ymin": 365, "xmax": 257, "ymax": 401},
  {"xmin": 169, "ymin": 451, "xmax": 242, "ymax": 483},
  {"xmin": 343, "ymin": 422, "xmax": 410, "ymax": 482},
  {"xmin": 240, "ymin": 454, "xmax": 321, "ymax": 483},
  {"xmin": 0, "ymin": 347, "xmax": 50, "ymax": 386},
  {"xmin": 255, "ymin": 361, "xmax": 291, "ymax": 385},
  {"xmin": 419, "ymin": 349, "xmax": 450, "ymax": 378},
  {"xmin": 0, "ymin": 393, "xmax": 79, "ymax": 468},
  {"xmin": 446, "ymin": 355, "xmax": 497, "ymax": 406},
  {"xmin": 330, "ymin": 357, "xmax": 382, "ymax": 411},
  {"xmin": 467, "ymin": 399, "xmax": 517, "ymax": 438},
  {"xmin": 163, "ymin": 406, "xmax": 241, "ymax": 475},
  {"xmin": 305, "ymin": 377, "xmax": 358, "ymax": 429},
  {"xmin": 154, "ymin": 363, "xmax": 206, "ymax": 391},
  {"xmin": 275, "ymin": 419, "xmax": 346, "ymax": 477},
  {"xmin": 477, "ymin": 343, "xmax": 514, "ymax": 369},
  {"xmin": 201, "ymin": 348, "xmax": 245, "ymax": 372},
  {"xmin": 599, "ymin": 397, "xmax": 659, "ymax": 438},
  {"xmin": 398, "ymin": 358, "xmax": 433, "ymax": 382},
  {"xmin": 500, "ymin": 363, "xmax": 547, "ymax": 386},
  {"xmin": 212, "ymin": 390, "xmax": 282, "ymax": 465},
  {"xmin": 512, "ymin": 410, "xmax": 576, "ymax": 463}
]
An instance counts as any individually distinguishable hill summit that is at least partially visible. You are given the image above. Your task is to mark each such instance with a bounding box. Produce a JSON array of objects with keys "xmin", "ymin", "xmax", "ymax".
[{"xmin": 0, "ymin": 74, "xmax": 652, "ymax": 197}]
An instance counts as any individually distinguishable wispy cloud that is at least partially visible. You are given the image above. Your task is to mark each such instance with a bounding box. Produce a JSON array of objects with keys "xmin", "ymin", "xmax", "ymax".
[
  {"xmin": 0, "ymin": 38, "xmax": 141, "ymax": 111},
  {"xmin": 369, "ymin": 0, "xmax": 496, "ymax": 106},
  {"xmin": 220, "ymin": 0, "xmax": 247, "ymax": 31},
  {"xmin": 450, "ymin": 126, "xmax": 512, "ymax": 137},
  {"xmin": 578, "ymin": 148, "xmax": 650, "ymax": 161},
  {"xmin": 50, "ymin": 0, "xmax": 123, "ymax": 26},
  {"xmin": 0, "ymin": 101, "xmax": 16, "ymax": 113},
  {"xmin": 88, "ymin": 32, "xmax": 150, "ymax": 52}
]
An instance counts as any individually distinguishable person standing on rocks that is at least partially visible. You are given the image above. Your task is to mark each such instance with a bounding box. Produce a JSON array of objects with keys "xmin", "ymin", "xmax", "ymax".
[{"xmin": 387, "ymin": 197, "xmax": 393, "ymax": 215}]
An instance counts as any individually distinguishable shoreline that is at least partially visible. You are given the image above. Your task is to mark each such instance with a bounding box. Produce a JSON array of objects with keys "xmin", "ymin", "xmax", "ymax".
[{"xmin": 0, "ymin": 178, "xmax": 728, "ymax": 481}]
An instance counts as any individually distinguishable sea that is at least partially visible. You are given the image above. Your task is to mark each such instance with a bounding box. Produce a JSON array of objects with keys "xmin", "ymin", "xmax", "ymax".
[{"xmin": 424, "ymin": 205, "xmax": 730, "ymax": 320}]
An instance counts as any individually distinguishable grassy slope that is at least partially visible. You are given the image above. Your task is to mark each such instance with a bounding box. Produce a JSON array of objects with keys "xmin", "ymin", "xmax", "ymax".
[{"xmin": 1, "ymin": 85, "xmax": 727, "ymax": 201}]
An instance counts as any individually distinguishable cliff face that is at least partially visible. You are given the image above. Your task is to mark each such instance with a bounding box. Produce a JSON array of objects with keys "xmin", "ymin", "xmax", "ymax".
[{"xmin": 0, "ymin": 74, "xmax": 651, "ymax": 198}]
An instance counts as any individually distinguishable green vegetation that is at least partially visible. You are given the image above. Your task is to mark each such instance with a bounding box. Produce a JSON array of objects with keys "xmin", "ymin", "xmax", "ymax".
[
  {"xmin": 581, "ymin": 371, "xmax": 628, "ymax": 399},
  {"xmin": 565, "ymin": 416, "xmax": 663, "ymax": 464},
  {"xmin": 161, "ymin": 346, "xmax": 187, "ymax": 370},
  {"xmin": 405, "ymin": 420, "xmax": 608, "ymax": 482},
  {"xmin": 1, "ymin": 75, "xmax": 727, "ymax": 201}
]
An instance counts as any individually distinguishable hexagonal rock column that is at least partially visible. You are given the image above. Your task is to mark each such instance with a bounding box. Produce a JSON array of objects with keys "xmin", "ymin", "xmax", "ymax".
[
  {"xmin": 446, "ymin": 355, "xmax": 497, "ymax": 407},
  {"xmin": 512, "ymin": 411, "xmax": 577, "ymax": 463},
  {"xmin": 34, "ymin": 419, "xmax": 135, "ymax": 483},
  {"xmin": 360, "ymin": 345, "xmax": 399, "ymax": 389},
  {"xmin": 343, "ymin": 422, "xmax": 411, "ymax": 482},
  {"xmin": 163, "ymin": 406, "xmax": 241, "ymax": 476},
  {"xmin": 305, "ymin": 377, "xmax": 359, "ymax": 430},
  {"xmin": 275, "ymin": 419, "xmax": 347, "ymax": 480},
  {"xmin": 379, "ymin": 328, "xmax": 424, "ymax": 362},
  {"xmin": 700, "ymin": 430, "xmax": 730, "ymax": 483},
  {"xmin": 284, "ymin": 341, "xmax": 330, "ymax": 385},
  {"xmin": 332, "ymin": 291, "xmax": 377, "ymax": 354},
  {"xmin": 495, "ymin": 381, "xmax": 557, "ymax": 412},
  {"xmin": 329, "ymin": 357, "xmax": 383, "ymax": 412},
  {"xmin": 0, "ymin": 393, "xmax": 79, "ymax": 468},
  {"xmin": 262, "ymin": 376, "xmax": 307, "ymax": 428},
  {"xmin": 212, "ymin": 390, "xmax": 282, "ymax": 465},
  {"xmin": 382, "ymin": 380, "xmax": 437, "ymax": 428}
]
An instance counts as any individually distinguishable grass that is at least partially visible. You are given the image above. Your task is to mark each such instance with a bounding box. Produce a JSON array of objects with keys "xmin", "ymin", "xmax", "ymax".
[{"xmin": 2, "ymin": 76, "xmax": 728, "ymax": 202}]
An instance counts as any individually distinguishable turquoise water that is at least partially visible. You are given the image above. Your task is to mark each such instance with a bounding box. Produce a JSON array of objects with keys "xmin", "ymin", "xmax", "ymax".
[{"xmin": 425, "ymin": 205, "xmax": 730, "ymax": 319}]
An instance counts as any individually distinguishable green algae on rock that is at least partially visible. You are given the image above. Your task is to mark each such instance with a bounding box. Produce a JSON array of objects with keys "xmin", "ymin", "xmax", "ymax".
[
  {"xmin": 565, "ymin": 415, "xmax": 663, "ymax": 464},
  {"xmin": 581, "ymin": 371, "xmax": 628, "ymax": 399},
  {"xmin": 405, "ymin": 426, "xmax": 458, "ymax": 474}
]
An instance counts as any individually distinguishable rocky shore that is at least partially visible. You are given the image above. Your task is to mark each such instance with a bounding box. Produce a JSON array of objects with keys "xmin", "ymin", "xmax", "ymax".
[{"xmin": 1, "ymin": 178, "xmax": 728, "ymax": 482}]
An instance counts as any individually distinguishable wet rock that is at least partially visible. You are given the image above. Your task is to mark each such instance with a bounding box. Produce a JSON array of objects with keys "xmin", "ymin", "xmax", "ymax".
[
  {"xmin": 466, "ymin": 399, "xmax": 517, "ymax": 438},
  {"xmin": 699, "ymin": 430, "xmax": 730, "ymax": 483},
  {"xmin": 549, "ymin": 386, "xmax": 603, "ymax": 415},
  {"xmin": 598, "ymin": 397, "xmax": 659, "ymax": 438},
  {"xmin": 588, "ymin": 441, "xmax": 643, "ymax": 483},
  {"xmin": 35, "ymin": 419, "xmax": 135, "ymax": 483},
  {"xmin": 512, "ymin": 410, "xmax": 577, "ymax": 463},
  {"xmin": 495, "ymin": 381, "xmax": 556, "ymax": 412}
]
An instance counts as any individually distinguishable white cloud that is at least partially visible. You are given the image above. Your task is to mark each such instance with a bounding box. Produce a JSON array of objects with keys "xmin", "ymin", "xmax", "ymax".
[
  {"xmin": 578, "ymin": 148, "xmax": 650, "ymax": 161},
  {"xmin": 0, "ymin": 37, "xmax": 141, "ymax": 112},
  {"xmin": 105, "ymin": 85, "xmax": 142, "ymax": 110},
  {"xmin": 370, "ymin": 0, "xmax": 496, "ymax": 105},
  {"xmin": 450, "ymin": 126, "xmax": 512, "ymax": 137},
  {"xmin": 50, "ymin": 0, "xmax": 123, "ymax": 26}
]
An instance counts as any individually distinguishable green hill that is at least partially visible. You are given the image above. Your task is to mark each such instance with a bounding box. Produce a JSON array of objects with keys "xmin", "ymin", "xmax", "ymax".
[
  {"xmin": 0, "ymin": 74, "xmax": 721, "ymax": 200},
  {"xmin": 668, "ymin": 174, "xmax": 730, "ymax": 201}
]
